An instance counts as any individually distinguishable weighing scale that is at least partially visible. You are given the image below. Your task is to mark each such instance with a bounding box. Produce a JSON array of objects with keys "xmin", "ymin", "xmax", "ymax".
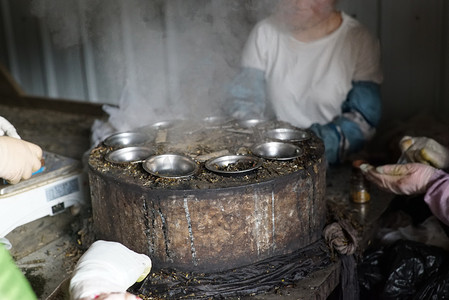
[{"xmin": 0, "ymin": 151, "xmax": 88, "ymax": 240}]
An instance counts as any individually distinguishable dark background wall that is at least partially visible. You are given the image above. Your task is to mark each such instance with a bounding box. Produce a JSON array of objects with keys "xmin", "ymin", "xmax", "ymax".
[{"xmin": 0, "ymin": 0, "xmax": 448, "ymax": 126}]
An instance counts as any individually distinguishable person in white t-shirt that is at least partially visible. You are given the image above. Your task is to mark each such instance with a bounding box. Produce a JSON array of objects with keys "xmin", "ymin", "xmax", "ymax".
[{"xmin": 224, "ymin": 0, "xmax": 383, "ymax": 164}]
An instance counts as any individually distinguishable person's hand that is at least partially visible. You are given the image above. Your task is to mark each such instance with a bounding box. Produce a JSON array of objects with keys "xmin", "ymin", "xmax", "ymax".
[
  {"xmin": 0, "ymin": 136, "xmax": 42, "ymax": 184},
  {"xmin": 0, "ymin": 116, "xmax": 20, "ymax": 139},
  {"xmin": 69, "ymin": 240, "xmax": 152, "ymax": 300},
  {"xmin": 399, "ymin": 136, "xmax": 449, "ymax": 169},
  {"xmin": 360, "ymin": 163, "xmax": 438, "ymax": 195}
]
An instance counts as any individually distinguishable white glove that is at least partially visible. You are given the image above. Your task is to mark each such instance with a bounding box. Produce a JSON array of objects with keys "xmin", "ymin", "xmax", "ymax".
[
  {"xmin": 399, "ymin": 136, "xmax": 449, "ymax": 169},
  {"xmin": 0, "ymin": 116, "xmax": 20, "ymax": 139},
  {"xmin": 0, "ymin": 136, "xmax": 42, "ymax": 184},
  {"xmin": 69, "ymin": 240, "xmax": 152, "ymax": 300}
]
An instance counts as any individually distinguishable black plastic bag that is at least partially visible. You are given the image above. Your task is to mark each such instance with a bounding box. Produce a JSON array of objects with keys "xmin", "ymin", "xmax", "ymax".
[{"xmin": 358, "ymin": 240, "xmax": 449, "ymax": 300}]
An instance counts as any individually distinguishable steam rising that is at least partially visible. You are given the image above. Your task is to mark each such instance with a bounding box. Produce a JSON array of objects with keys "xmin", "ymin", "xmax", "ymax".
[{"xmin": 30, "ymin": 0, "xmax": 271, "ymax": 145}]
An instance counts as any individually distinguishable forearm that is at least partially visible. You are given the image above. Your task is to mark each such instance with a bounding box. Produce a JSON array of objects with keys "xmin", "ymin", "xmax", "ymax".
[
  {"xmin": 310, "ymin": 81, "xmax": 381, "ymax": 164},
  {"xmin": 224, "ymin": 67, "xmax": 267, "ymax": 119},
  {"xmin": 424, "ymin": 170, "xmax": 449, "ymax": 226}
]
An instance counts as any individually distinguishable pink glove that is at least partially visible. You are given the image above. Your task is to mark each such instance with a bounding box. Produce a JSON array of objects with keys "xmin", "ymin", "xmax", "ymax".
[
  {"xmin": 0, "ymin": 136, "xmax": 42, "ymax": 184},
  {"xmin": 361, "ymin": 163, "xmax": 438, "ymax": 195}
]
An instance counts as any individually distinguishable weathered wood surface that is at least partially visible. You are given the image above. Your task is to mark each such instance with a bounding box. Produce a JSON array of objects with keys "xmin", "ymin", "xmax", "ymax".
[
  {"xmin": 90, "ymin": 160, "xmax": 326, "ymax": 272},
  {"xmin": 89, "ymin": 120, "xmax": 327, "ymax": 272}
]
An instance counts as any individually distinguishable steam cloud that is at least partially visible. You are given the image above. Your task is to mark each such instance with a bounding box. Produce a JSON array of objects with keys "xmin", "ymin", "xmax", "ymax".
[{"xmin": 30, "ymin": 0, "xmax": 272, "ymax": 146}]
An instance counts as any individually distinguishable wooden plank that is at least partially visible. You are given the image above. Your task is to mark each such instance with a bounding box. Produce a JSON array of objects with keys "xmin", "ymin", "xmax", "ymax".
[
  {"xmin": 6, "ymin": 210, "xmax": 76, "ymax": 260},
  {"xmin": 0, "ymin": 57, "xmax": 106, "ymax": 116},
  {"xmin": 0, "ymin": 94, "xmax": 107, "ymax": 117},
  {"xmin": 248, "ymin": 262, "xmax": 341, "ymax": 300}
]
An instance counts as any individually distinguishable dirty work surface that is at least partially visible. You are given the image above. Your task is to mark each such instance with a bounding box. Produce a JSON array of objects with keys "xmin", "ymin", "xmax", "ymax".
[{"xmin": 0, "ymin": 103, "xmax": 392, "ymax": 299}]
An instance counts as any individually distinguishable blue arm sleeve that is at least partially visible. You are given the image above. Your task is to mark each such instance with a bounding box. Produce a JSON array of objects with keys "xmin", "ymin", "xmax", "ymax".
[
  {"xmin": 309, "ymin": 123, "xmax": 342, "ymax": 165},
  {"xmin": 310, "ymin": 81, "xmax": 381, "ymax": 164},
  {"xmin": 223, "ymin": 67, "xmax": 267, "ymax": 119},
  {"xmin": 342, "ymin": 81, "xmax": 382, "ymax": 127}
]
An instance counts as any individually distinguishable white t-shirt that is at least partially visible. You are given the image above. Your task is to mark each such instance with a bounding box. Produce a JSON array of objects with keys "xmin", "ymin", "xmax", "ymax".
[{"xmin": 241, "ymin": 12, "xmax": 383, "ymax": 128}]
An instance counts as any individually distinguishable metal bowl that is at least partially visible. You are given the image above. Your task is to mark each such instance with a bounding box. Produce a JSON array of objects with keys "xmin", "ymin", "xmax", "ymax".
[
  {"xmin": 205, "ymin": 155, "xmax": 262, "ymax": 175},
  {"xmin": 143, "ymin": 154, "xmax": 198, "ymax": 178},
  {"xmin": 265, "ymin": 128, "xmax": 310, "ymax": 142},
  {"xmin": 103, "ymin": 132, "xmax": 149, "ymax": 147},
  {"xmin": 251, "ymin": 142, "xmax": 302, "ymax": 160},
  {"xmin": 238, "ymin": 118, "xmax": 267, "ymax": 128},
  {"xmin": 105, "ymin": 147, "xmax": 154, "ymax": 164}
]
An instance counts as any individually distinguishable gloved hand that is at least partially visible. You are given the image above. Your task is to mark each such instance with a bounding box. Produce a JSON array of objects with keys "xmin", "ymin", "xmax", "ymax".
[
  {"xmin": 69, "ymin": 240, "xmax": 152, "ymax": 300},
  {"xmin": 0, "ymin": 136, "xmax": 42, "ymax": 184},
  {"xmin": 360, "ymin": 162, "xmax": 438, "ymax": 195},
  {"xmin": 0, "ymin": 116, "xmax": 20, "ymax": 139},
  {"xmin": 398, "ymin": 136, "xmax": 449, "ymax": 169}
]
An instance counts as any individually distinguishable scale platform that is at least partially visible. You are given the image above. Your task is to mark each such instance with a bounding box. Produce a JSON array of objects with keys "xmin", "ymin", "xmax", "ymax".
[{"xmin": 0, "ymin": 151, "xmax": 88, "ymax": 239}]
